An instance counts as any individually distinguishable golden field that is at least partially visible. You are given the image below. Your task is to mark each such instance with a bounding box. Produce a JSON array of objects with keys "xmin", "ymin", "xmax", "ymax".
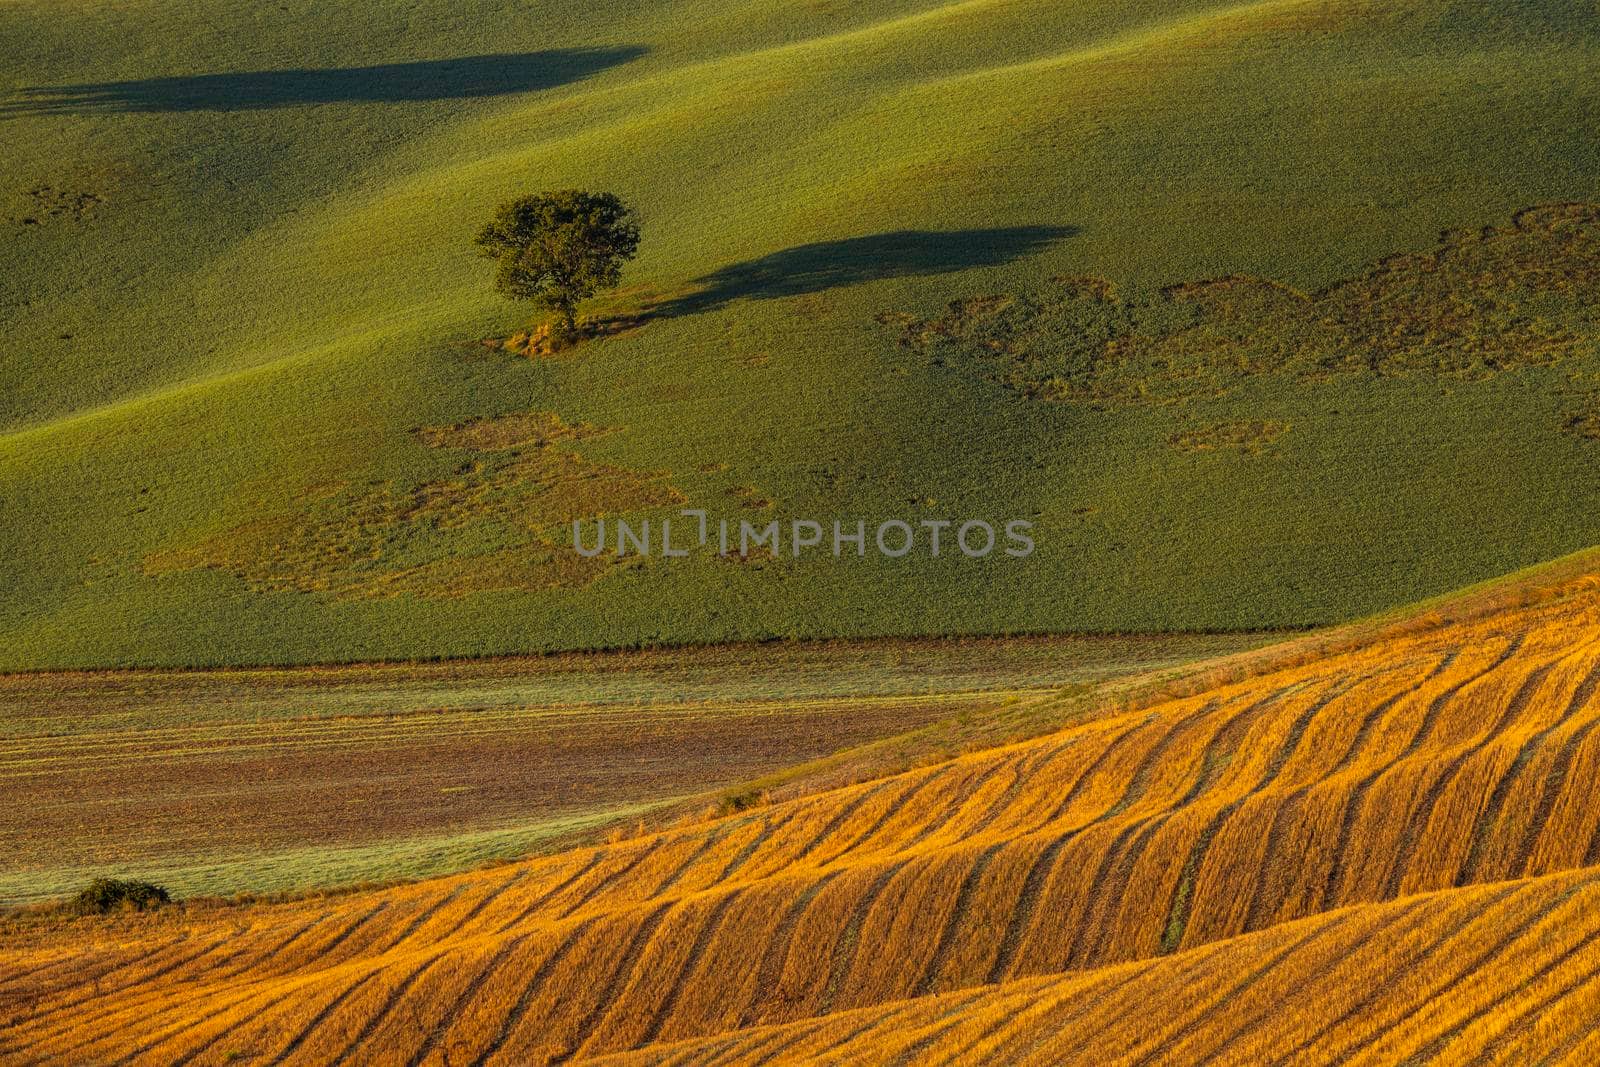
[{"xmin": 10, "ymin": 569, "xmax": 1600, "ymax": 1063}]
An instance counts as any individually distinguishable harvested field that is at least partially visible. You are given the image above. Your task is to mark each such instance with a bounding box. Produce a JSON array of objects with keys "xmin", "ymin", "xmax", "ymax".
[
  {"xmin": 0, "ymin": 633, "xmax": 1251, "ymax": 901},
  {"xmin": 9, "ymin": 569, "xmax": 1600, "ymax": 1062}
]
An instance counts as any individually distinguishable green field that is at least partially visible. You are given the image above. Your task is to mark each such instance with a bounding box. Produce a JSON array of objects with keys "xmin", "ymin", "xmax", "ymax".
[
  {"xmin": 4, "ymin": 0, "xmax": 1600, "ymax": 668},
  {"xmin": 0, "ymin": 632, "xmax": 1260, "ymax": 901}
]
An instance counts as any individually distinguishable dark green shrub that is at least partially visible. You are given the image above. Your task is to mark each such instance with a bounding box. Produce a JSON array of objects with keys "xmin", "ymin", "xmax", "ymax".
[{"xmin": 70, "ymin": 878, "xmax": 172, "ymax": 914}]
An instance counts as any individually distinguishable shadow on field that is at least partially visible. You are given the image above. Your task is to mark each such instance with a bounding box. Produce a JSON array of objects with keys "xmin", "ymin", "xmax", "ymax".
[
  {"xmin": 654, "ymin": 226, "xmax": 1079, "ymax": 317},
  {"xmin": 1, "ymin": 48, "xmax": 647, "ymax": 114}
]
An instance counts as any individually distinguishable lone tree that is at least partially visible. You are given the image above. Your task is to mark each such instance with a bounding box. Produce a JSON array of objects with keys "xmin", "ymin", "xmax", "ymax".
[{"xmin": 474, "ymin": 189, "xmax": 640, "ymax": 339}]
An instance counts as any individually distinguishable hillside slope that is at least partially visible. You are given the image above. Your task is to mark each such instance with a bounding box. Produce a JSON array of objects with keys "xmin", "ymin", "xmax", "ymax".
[
  {"xmin": 592, "ymin": 869, "xmax": 1600, "ymax": 1064},
  {"xmin": 8, "ymin": 562, "xmax": 1600, "ymax": 1062},
  {"xmin": 4, "ymin": 0, "xmax": 1600, "ymax": 666}
]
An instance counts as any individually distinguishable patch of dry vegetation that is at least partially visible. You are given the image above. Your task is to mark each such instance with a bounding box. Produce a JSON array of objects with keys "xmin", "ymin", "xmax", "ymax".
[
  {"xmin": 143, "ymin": 412, "xmax": 682, "ymax": 599},
  {"xmin": 886, "ymin": 203, "xmax": 1600, "ymax": 421},
  {"xmin": 1168, "ymin": 419, "xmax": 1288, "ymax": 454},
  {"xmin": 490, "ymin": 314, "xmax": 653, "ymax": 360}
]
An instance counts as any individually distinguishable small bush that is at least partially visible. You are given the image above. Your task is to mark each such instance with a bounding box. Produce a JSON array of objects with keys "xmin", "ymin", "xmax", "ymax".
[
  {"xmin": 718, "ymin": 787, "xmax": 770, "ymax": 815},
  {"xmin": 70, "ymin": 878, "xmax": 172, "ymax": 915}
]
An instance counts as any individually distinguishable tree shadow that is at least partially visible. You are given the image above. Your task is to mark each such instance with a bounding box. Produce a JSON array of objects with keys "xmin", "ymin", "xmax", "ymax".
[
  {"xmin": 652, "ymin": 226, "xmax": 1080, "ymax": 318},
  {"xmin": 1, "ymin": 48, "xmax": 648, "ymax": 115}
]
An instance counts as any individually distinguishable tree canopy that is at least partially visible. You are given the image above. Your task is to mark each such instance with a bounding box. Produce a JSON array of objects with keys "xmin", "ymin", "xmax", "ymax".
[{"xmin": 474, "ymin": 189, "xmax": 640, "ymax": 336}]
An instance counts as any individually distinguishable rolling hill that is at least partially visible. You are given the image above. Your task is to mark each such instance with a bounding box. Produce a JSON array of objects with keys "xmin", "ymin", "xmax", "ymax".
[
  {"xmin": 9, "ymin": 556, "xmax": 1600, "ymax": 1062},
  {"xmin": 4, "ymin": 0, "xmax": 1600, "ymax": 667}
]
